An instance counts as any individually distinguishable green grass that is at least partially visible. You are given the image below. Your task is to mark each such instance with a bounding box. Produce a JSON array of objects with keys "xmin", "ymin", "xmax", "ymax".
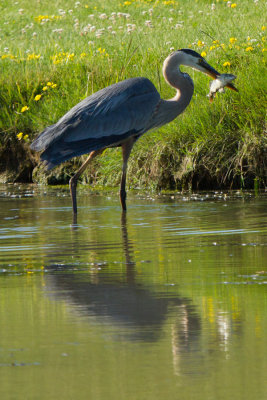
[{"xmin": 0, "ymin": 0, "xmax": 266, "ymax": 188}]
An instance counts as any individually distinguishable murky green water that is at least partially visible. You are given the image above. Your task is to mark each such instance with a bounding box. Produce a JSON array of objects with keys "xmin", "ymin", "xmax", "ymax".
[{"xmin": 0, "ymin": 184, "xmax": 266, "ymax": 400}]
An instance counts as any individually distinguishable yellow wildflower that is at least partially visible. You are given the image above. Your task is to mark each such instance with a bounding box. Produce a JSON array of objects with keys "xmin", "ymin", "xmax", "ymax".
[
  {"xmin": 210, "ymin": 46, "xmax": 216, "ymax": 51},
  {"xmin": 262, "ymin": 26, "xmax": 266, "ymax": 31},
  {"xmin": 197, "ymin": 40, "xmax": 205, "ymax": 48},
  {"xmin": 17, "ymin": 132, "xmax": 23, "ymax": 140},
  {"xmin": 34, "ymin": 15, "xmax": 62, "ymax": 23},
  {"xmin": 47, "ymin": 82, "xmax": 52, "ymax": 86},
  {"xmin": 231, "ymin": 3, "xmax": 237, "ymax": 8},
  {"xmin": 23, "ymin": 134, "xmax": 29, "ymax": 141},
  {"xmin": 229, "ymin": 37, "xmax": 237, "ymax": 44},
  {"xmin": 201, "ymin": 51, "xmax": 207, "ymax": 57},
  {"xmin": 124, "ymin": 1, "xmax": 131, "ymax": 5},
  {"xmin": 223, "ymin": 61, "xmax": 231, "ymax": 67},
  {"xmin": 42, "ymin": 86, "xmax": 48, "ymax": 91},
  {"xmin": 52, "ymin": 84, "xmax": 57, "ymax": 88},
  {"xmin": 21, "ymin": 106, "xmax": 29, "ymax": 113},
  {"xmin": 2, "ymin": 54, "xmax": 16, "ymax": 60},
  {"xmin": 246, "ymin": 46, "xmax": 253, "ymax": 51},
  {"xmin": 34, "ymin": 94, "xmax": 42, "ymax": 101},
  {"xmin": 27, "ymin": 53, "xmax": 40, "ymax": 61}
]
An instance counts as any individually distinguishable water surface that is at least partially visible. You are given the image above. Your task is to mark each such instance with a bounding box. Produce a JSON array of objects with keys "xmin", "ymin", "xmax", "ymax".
[{"xmin": 0, "ymin": 185, "xmax": 266, "ymax": 400}]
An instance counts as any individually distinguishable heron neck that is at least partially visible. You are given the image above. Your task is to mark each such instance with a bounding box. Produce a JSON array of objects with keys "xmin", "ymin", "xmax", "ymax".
[{"xmin": 163, "ymin": 61, "xmax": 194, "ymax": 113}]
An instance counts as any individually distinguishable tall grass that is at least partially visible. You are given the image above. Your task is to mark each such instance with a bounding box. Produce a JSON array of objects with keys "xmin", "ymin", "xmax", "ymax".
[{"xmin": 0, "ymin": 0, "xmax": 266, "ymax": 188}]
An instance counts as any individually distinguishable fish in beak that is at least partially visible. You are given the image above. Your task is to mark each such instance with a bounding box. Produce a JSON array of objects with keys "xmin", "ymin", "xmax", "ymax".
[
  {"xmin": 200, "ymin": 58, "xmax": 238, "ymax": 93},
  {"xmin": 208, "ymin": 73, "xmax": 238, "ymax": 102}
]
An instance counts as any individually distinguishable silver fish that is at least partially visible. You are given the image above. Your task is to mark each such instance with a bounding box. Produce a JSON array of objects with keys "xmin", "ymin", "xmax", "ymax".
[{"xmin": 208, "ymin": 73, "xmax": 237, "ymax": 102}]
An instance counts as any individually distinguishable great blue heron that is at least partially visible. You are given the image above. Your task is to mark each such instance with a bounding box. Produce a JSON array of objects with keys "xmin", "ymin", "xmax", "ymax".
[{"xmin": 31, "ymin": 49, "xmax": 237, "ymax": 215}]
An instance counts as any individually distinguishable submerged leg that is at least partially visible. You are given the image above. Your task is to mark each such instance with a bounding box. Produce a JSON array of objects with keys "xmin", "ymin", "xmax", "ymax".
[
  {"xmin": 69, "ymin": 149, "xmax": 103, "ymax": 215},
  {"xmin": 120, "ymin": 138, "xmax": 134, "ymax": 212}
]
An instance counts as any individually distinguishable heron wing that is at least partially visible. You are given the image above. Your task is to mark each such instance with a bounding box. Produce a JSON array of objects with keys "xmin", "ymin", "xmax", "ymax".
[{"xmin": 31, "ymin": 77, "xmax": 160, "ymax": 152}]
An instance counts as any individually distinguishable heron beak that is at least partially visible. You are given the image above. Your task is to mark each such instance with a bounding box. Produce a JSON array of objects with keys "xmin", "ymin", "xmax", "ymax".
[{"xmin": 200, "ymin": 59, "xmax": 220, "ymax": 79}]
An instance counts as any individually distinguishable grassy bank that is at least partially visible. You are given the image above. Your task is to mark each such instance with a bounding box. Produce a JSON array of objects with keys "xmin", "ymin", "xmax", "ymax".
[{"xmin": 0, "ymin": 0, "xmax": 266, "ymax": 189}]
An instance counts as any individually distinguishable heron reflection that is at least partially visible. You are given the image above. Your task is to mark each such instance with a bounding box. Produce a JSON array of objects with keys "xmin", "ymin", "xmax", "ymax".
[{"xmin": 45, "ymin": 213, "xmax": 201, "ymax": 346}]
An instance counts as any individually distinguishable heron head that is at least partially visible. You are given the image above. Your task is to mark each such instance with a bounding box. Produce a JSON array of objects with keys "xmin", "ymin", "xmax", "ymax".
[
  {"xmin": 177, "ymin": 49, "xmax": 238, "ymax": 91},
  {"xmin": 178, "ymin": 49, "xmax": 220, "ymax": 78}
]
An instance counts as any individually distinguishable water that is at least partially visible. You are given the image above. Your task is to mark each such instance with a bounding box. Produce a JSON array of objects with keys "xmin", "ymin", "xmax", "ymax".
[{"xmin": 0, "ymin": 184, "xmax": 266, "ymax": 400}]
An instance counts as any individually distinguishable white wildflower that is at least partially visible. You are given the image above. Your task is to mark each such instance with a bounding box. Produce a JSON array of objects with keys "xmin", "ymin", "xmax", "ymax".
[
  {"xmin": 53, "ymin": 28, "xmax": 63, "ymax": 34},
  {"xmin": 95, "ymin": 29, "xmax": 105, "ymax": 38}
]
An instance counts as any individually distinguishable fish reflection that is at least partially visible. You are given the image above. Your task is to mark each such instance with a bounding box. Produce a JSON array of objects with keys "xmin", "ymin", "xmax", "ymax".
[{"xmin": 46, "ymin": 213, "xmax": 201, "ymax": 346}]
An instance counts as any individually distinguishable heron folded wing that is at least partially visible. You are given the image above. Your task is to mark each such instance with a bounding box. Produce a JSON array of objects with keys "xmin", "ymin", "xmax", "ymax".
[
  {"xmin": 31, "ymin": 77, "xmax": 160, "ymax": 152},
  {"xmin": 63, "ymin": 91, "xmax": 160, "ymax": 143}
]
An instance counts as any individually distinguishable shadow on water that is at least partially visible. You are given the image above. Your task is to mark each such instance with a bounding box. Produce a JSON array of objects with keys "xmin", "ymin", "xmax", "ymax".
[{"xmin": 45, "ymin": 212, "xmax": 201, "ymax": 348}]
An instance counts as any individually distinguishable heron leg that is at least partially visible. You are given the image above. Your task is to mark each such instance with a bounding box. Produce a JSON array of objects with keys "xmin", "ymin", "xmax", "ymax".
[
  {"xmin": 69, "ymin": 149, "xmax": 103, "ymax": 215},
  {"xmin": 120, "ymin": 138, "xmax": 134, "ymax": 212}
]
